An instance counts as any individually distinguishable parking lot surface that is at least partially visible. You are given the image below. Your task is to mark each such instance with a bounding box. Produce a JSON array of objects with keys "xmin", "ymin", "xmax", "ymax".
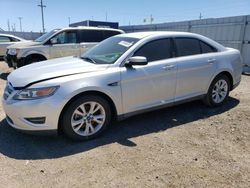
[{"xmin": 0, "ymin": 61, "xmax": 249, "ymax": 188}]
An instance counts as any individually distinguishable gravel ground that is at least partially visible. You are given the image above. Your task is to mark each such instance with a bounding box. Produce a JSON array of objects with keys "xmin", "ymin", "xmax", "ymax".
[{"xmin": 0, "ymin": 61, "xmax": 249, "ymax": 188}]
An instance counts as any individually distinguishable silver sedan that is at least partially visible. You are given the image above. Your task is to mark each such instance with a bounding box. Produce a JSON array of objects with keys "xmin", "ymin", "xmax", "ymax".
[
  {"xmin": 0, "ymin": 34, "xmax": 26, "ymax": 57},
  {"xmin": 2, "ymin": 31, "xmax": 242, "ymax": 140}
]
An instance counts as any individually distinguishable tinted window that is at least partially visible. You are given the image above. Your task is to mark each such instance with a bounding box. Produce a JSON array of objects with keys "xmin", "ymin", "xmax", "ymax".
[
  {"xmin": 200, "ymin": 41, "xmax": 217, "ymax": 53},
  {"xmin": 0, "ymin": 36, "xmax": 11, "ymax": 42},
  {"xmin": 79, "ymin": 30, "xmax": 103, "ymax": 42},
  {"xmin": 10, "ymin": 37, "xmax": 20, "ymax": 42},
  {"xmin": 175, "ymin": 38, "xmax": 201, "ymax": 57},
  {"xmin": 51, "ymin": 31, "xmax": 77, "ymax": 44},
  {"xmin": 103, "ymin": 30, "xmax": 121, "ymax": 40},
  {"xmin": 134, "ymin": 39, "xmax": 172, "ymax": 62}
]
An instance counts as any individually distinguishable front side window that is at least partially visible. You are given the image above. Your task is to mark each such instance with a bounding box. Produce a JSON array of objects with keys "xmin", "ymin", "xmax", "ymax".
[
  {"xmin": 81, "ymin": 36, "xmax": 139, "ymax": 64},
  {"xmin": 175, "ymin": 38, "xmax": 201, "ymax": 57},
  {"xmin": 51, "ymin": 31, "xmax": 77, "ymax": 44},
  {"xmin": 0, "ymin": 36, "xmax": 11, "ymax": 42},
  {"xmin": 134, "ymin": 39, "xmax": 172, "ymax": 62}
]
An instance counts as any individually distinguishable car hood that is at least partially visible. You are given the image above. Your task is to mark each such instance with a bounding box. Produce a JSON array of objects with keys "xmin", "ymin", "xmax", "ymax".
[
  {"xmin": 8, "ymin": 56, "xmax": 109, "ymax": 88},
  {"xmin": 7, "ymin": 41, "xmax": 41, "ymax": 49}
]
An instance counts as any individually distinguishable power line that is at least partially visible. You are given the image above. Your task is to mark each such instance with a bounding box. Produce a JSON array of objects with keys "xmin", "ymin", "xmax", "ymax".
[{"xmin": 38, "ymin": 0, "xmax": 46, "ymax": 33}]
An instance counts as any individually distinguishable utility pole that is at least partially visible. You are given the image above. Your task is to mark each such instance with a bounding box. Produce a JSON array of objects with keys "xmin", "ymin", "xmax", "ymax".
[
  {"xmin": 7, "ymin": 19, "xmax": 10, "ymax": 31},
  {"xmin": 18, "ymin": 17, "xmax": 23, "ymax": 32},
  {"xmin": 143, "ymin": 15, "xmax": 154, "ymax": 24},
  {"xmin": 12, "ymin": 23, "xmax": 16, "ymax": 32},
  {"xmin": 38, "ymin": 0, "xmax": 46, "ymax": 33},
  {"xmin": 68, "ymin": 17, "xmax": 71, "ymax": 26},
  {"xmin": 199, "ymin": 13, "xmax": 203, "ymax": 20},
  {"xmin": 105, "ymin": 12, "xmax": 108, "ymax": 21}
]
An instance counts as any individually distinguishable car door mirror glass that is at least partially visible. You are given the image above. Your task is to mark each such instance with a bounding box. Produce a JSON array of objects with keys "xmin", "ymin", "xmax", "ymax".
[
  {"xmin": 50, "ymin": 38, "xmax": 58, "ymax": 45},
  {"xmin": 126, "ymin": 56, "xmax": 148, "ymax": 66}
]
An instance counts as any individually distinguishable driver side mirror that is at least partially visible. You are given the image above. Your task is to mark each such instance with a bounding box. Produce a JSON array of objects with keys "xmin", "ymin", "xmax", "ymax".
[
  {"xmin": 50, "ymin": 38, "xmax": 57, "ymax": 45},
  {"xmin": 125, "ymin": 56, "xmax": 148, "ymax": 67}
]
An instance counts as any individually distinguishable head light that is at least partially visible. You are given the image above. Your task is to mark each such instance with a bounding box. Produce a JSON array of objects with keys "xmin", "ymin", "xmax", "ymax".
[
  {"xmin": 8, "ymin": 48, "xmax": 20, "ymax": 55},
  {"xmin": 13, "ymin": 86, "xmax": 59, "ymax": 100}
]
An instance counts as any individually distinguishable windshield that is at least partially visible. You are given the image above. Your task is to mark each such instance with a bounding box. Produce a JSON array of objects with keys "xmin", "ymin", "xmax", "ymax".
[
  {"xmin": 35, "ymin": 29, "xmax": 60, "ymax": 42},
  {"xmin": 81, "ymin": 36, "xmax": 139, "ymax": 64}
]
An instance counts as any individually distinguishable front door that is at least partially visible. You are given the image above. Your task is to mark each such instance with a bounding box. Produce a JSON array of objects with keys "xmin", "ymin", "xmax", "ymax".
[
  {"xmin": 121, "ymin": 38, "xmax": 177, "ymax": 114},
  {"xmin": 49, "ymin": 30, "xmax": 80, "ymax": 59}
]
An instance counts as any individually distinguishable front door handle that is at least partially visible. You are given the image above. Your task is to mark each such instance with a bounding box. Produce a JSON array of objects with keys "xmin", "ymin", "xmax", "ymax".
[
  {"xmin": 163, "ymin": 65, "xmax": 175, "ymax": 71},
  {"xmin": 207, "ymin": 58, "xmax": 216, "ymax": 64}
]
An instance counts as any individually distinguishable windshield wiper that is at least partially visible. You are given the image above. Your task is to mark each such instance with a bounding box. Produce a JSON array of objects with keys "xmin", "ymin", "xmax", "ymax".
[{"xmin": 81, "ymin": 57, "xmax": 96, "ymax": 64}]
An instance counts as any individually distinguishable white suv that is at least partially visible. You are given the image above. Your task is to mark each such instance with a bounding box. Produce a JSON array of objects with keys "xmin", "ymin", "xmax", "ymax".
[{"xmin": 4, "ymin": 27, "xmax": 124, "ymax": 68}]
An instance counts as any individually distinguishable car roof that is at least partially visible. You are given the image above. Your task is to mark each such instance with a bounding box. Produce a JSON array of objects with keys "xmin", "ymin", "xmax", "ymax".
[
  {"xmin": 118, "ymin": 31, "xmax": 204, "ymax": 39},
  {"xmin": 60, "ymin": 26, "xmax": 124, "ymax": 33},
  {"xmin": 0, "ymin": 33, "xmax": 25, "ymax": 40},
  {"xmin": 117, "ymin": 31, "xmax": 226, "ymax": 51}
]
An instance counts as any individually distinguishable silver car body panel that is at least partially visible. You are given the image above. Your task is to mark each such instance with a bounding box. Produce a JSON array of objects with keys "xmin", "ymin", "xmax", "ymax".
[
  {"xmin": 0, "ymin": 34, "xmax": 26, "ymax": 56},
  {"xmin": 2, "ymin": 32, "xmax": 242, "ymax": 132}
]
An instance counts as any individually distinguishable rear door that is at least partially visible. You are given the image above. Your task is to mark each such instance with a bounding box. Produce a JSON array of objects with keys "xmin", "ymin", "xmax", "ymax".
[
  {"xmin": 49, "ymin": 30, "xmax": 80, "ymax": 59},
  {"xmin": 0, "ymin": 36, "xmax": 13, "ymax": 56},
  {"xmin": 121, "ymin": 38, "xmax": 177, "ymax": 114},
  {"xmin": 174, "ymin": 37, "xmax": 218, "ymax": 101}
]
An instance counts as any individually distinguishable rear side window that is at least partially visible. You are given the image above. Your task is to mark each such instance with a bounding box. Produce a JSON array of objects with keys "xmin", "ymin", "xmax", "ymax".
[
  {"xmin": 79, "ymin": 30, "xmax": 103, "ymax": 42},
  {"xmin": 103, "ymin": 30, "xmax": 121, "ymax": 40},
  {"xmin": 200, "ymin": 41, "xmax": 217, "ymax": 53},
  {"xmin": 0, "ymin": 36, "xmax": 11, "ymax": 42},
  {"xmin": 175, "ymin": 38, "xmax": 201, "ymax": 57},
  {"xmin": 134, "ymin": 39, "xmax": 172, "ymax": 62}
]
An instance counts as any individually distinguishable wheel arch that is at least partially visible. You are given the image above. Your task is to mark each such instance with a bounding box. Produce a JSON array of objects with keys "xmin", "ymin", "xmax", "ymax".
[
  {"xmin": 58, "ymin": 90, "xmax": 118, "ymax": 133},
  {"xmin": 210, "ymin": 71, "xmax": 234, "ymax": 91},
  {"xmin": 26, "ymin": 53, "xmax": 47, "ymax": 62}
]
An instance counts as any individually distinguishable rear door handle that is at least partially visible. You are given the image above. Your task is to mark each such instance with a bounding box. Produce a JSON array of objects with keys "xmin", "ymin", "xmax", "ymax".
[
  {"xmin": 207, "ymin": 58, "xmax": 216, "ymax": 64},
  {"xmin": 163, "ymin": 64, "xmax": 175, "ymax": 70}
]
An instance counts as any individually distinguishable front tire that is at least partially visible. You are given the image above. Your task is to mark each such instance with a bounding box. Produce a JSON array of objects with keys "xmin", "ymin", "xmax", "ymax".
[
  {"xmin": 61, "ymin": 95, "xmax": 112, "ymax": 141},
  {"xmin": 204, "ymin": 74, "xmax": 230, "ymax": 107}
]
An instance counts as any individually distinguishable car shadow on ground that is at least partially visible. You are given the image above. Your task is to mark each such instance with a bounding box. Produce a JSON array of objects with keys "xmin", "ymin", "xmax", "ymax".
[
  {"xmin": 0, "ymin": 72, "xmax": 9, "ymax": 80},
  {"xmin": 0, "ymin": 97, "xmax": 239, "ymax": 160}
]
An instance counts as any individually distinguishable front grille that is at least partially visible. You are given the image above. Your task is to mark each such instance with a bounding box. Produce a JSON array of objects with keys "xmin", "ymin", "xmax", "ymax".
[{"xmin": 3, "ymin": 82, "xmax": 15, "ymax": 100}]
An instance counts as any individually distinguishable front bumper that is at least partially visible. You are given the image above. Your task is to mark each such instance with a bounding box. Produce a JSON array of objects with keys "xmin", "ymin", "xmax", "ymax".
[
  {"xmin": 2, "ymin": 92, "xmax": 66, "ymax": 132},
  {"xmin": 4, "ymin": 54, "xmax": 26, "ymax": 68}
]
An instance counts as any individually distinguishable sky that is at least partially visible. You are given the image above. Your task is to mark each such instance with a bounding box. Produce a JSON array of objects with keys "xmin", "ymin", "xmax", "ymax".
[{"xmin": 0, "ymin": 0, "xmax": 249, "ymax": 33}]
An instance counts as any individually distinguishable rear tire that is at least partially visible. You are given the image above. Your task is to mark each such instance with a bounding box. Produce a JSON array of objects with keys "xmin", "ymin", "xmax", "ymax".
[
  {"xmin": 203, "ymin": 74, "xmax": 230, "ymax": 107},
  {"xmin": 61, "ymin": 95, "xmax": 112, "ymax": 141}
]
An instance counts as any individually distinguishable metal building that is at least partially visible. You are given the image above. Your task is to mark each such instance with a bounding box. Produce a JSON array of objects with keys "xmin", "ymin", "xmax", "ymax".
[
  {"xmin": 120, "ymin": 15, "xmax": 250, "ymax": 70},
  {"xmin": 69, "ymin": 20, "xmax": 119, "ymax": 29}
]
